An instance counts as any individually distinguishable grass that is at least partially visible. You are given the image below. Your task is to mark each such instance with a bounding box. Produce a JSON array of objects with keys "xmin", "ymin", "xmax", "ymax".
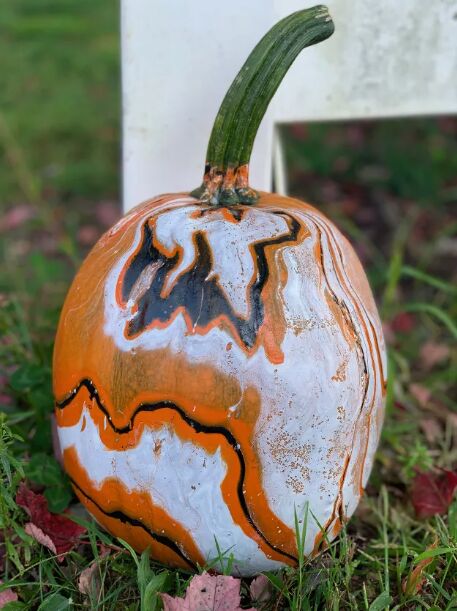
[{"xmin": 1, "ymin": 0, "xmax": 456, "ymax": 608}]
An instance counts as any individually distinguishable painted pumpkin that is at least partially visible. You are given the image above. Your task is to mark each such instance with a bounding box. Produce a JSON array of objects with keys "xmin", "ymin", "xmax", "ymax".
[{"xmin": 53, "ymin": 6, "xmax": 386, "ymax": 576}]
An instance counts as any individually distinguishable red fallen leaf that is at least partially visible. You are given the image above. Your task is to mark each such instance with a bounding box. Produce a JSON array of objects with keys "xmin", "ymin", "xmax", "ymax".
[
  {"xmin": 0, "ymin": 580, "xmax": 18, "ymax": 607},
  {"xmin": 161, "ymin": 573, "xmax": 253, "ymax": 611},
  {"xmin": 16, "ymin": 482, "xmax": 85, "ymax": 555},
  {"xmin": 411, "ymin": 470, "xmax": 457, "ymax": 519},
  {"xmin": 394, "ymin": 400, "xmax": 407, "ymax": 412},
  {"xmin": 390, "ymin": 312, "xmax": 416, "ymax": 334}
]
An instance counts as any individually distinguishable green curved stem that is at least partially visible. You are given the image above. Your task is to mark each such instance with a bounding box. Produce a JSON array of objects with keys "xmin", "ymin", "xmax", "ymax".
[{"xmin": 191, "ymin": 5, "xmax": 334, "ymax": 206}]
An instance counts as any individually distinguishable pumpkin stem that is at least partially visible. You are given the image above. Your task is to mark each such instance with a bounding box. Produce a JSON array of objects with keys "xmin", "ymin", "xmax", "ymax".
[{"xmin": 191, "ymin": 5, "xmax": 334, "ymax": 206}]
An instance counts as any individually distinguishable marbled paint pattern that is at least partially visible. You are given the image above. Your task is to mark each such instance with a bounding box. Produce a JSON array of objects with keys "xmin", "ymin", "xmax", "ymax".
[{"xmin": 53, "ymin": 192, "xmax": 386, "ymax": 575}]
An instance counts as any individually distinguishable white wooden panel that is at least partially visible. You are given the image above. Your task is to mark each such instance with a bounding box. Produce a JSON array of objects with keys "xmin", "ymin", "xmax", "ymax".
[
  {"xmin": 122, "ymin": 1, "xmax": 457, "ymax": 211},
  {"xmin": 274, "ymin": 0, "xmax": 457, "ymax": 122},
  {"xmin": 121, "ymin": 0, "xmax": 274, "ymax": 211}
]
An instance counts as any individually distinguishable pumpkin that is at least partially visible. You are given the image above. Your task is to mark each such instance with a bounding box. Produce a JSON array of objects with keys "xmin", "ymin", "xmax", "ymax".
[{"xmin": 53, "ymin": 6, "xmax": 386, "ymax": 575}]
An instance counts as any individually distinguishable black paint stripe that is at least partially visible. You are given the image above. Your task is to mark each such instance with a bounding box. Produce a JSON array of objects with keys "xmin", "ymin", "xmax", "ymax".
[
  {"xmin": 56, "ymin": 379, "xmax": 297, "ymax": 564},
  {"xmin": 120, "ymin": 210, "xmax": 301, "ymax": 351},
  {"xmin": 69, "ymin": 476, "xmax": 196, "ymax": 570}
]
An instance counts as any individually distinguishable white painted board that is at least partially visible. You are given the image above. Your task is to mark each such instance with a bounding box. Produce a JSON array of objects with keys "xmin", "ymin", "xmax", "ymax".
[
  {"xmin": 121, "ymin": 0, "xmax": 274, "ymax": 211},
  {"xmin": 274, "ymin": 0, "xmax": 457, "ymax": 122},
  {"xmin": 122, "ymin": 1, "xmax": 457, "ymax": 211}
]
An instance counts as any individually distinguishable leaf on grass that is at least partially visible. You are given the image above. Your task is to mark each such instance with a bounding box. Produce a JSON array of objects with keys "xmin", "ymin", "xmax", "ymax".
[
  {"xmin": 78, "ymin": 548, "xmax": 110, "ymax": 598},
  {"xmin": 25, "ymin": 523, "xmax": 57, "ymax": 555},
  {"xmin": 0, "ymin": 205, "xmax": 35, "ymax": 233},
  {"xmin": 161, "ymin": 573, "xmax": 253, "ymax": 611},
  {"xmin": 77, "ymin": 225, "xmax": 99, "ymax": 246},
  {"xmin": 16, "ymin": 482, "xmax": 85, "ymax": 556},
  {"xmin": 95, "ymin": 201, "xmax": 120, "ymax": 227},
  {"xmin": 420, "ymin": 341, "xmax": 450, "ymax": 370},
  {"xmin": 411, "ymin": 470, "xmax": 457, "ymax": 518},
  {"xmin": 390, "ymin": 312, "xmax": 415, "ymax": 334},
  {"xmin": 0, "ymin": 580, "xmax": 18, "ymax": 608},
  {"xmin": 249, "ymin": 575, "xmax": 271, "ymax": 604},
  {"xmin": 409, "ymin": 383, "xmax": 431, "ymax": 408},
  {"xmin": 419, "ymin": 418, "xmax": 442, "ymax": 444},
  {"xmin": 402, "ymin": 539, "xmax": 437, "ymax": 595}
]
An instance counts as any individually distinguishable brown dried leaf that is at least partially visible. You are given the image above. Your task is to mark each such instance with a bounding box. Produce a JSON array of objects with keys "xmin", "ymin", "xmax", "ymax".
[
  {"xmin": 78, "ymin": 547, "xmax": 110, "ymax": 597},
  {"xmin": 161, "ymin": 573, "xmax": 253, "ymax": 611},
  {"xmin": 79, "ymin": 562, "xmax": 98, "ymax": 596},
  {"xmin": 249, "ymin": 574, "xmax": 271, "ymax": 604}
]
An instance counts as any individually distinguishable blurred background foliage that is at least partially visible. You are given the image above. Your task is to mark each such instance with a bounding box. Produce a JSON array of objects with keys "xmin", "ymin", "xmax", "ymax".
[{"xmin": 0, "ymin": 0, "xmax": 119, "ymax": 203}]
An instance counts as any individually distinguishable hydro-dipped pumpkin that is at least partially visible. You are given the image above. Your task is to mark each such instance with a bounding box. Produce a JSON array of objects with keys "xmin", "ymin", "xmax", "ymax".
[{"xmin": 53, "ymin": 7, "xmax": 386, "ymax": 575}]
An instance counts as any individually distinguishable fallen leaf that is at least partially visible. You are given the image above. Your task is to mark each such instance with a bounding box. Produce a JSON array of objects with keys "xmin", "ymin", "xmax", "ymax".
[
  {"xmin": 0, "ymin": 205, "xmax": 35, "ymax": 232},
  {"xmin": 95, "ymin": 201, "xmax": 120, "ymax": 227},
  {"xmin": 78, "ymin": 548, "xmax": 110, "ymax": 598},
  {"xmin": 0, "ymin": 580, "xmax": 18, "ymax": 608},
  {"xmin": 420, "ymin": 341, "xmax": 450, "ymax": 370},
  {"xmin": 16, "ymin": 482, "xmax": 86, "ymax": 555},
  {"xmin": 78, "ymin": 546, "xmax": 111, "ymax": 596},
  {"xmin": 77, "ymin": 225, "xmax": 99, "ymax": 246},
  {"xmin": 419, "ymin": 418, "xmax": 442, "ymax": 444},
  {"xmin": 161, "ymin": 573, "xmax": 253, "ymax": 611},
  {"xmin": 410, "ymin": 384, "xmax": 431, "ymax": 408},
  {"xmin": 25, "ymin": 522, "xmax": 57, "ymax": 554},
  {"xmin": 390, "ymin": 312, "xmax": 416, "ymax": 334},
  {"xmin": 249, "ymin": 574, "xmax": 271, "ymax": 605},
  {"xmin": 402, "ymin": 539, "xmax": 438, "ymax": 595},
  {"xmin": 79, "ymin": 562, "xmax": 99, "ymax": 597},
  {"xmin": 411, "ymin": 470, "xmax": 457, "ymax": 519}
]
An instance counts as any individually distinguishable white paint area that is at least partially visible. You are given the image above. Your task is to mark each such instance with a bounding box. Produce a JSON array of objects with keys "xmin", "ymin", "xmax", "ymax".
[
  {"xmin": 58, "ymin": 407, "xmax": 285, "ymax": 575},
  {"xmin": 154, "ymin": 205, "xmax": 290, "ymax": 317},
  {"xmin": 101, "ymin": 197, "xmax": 386, "ymax": 563}
]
